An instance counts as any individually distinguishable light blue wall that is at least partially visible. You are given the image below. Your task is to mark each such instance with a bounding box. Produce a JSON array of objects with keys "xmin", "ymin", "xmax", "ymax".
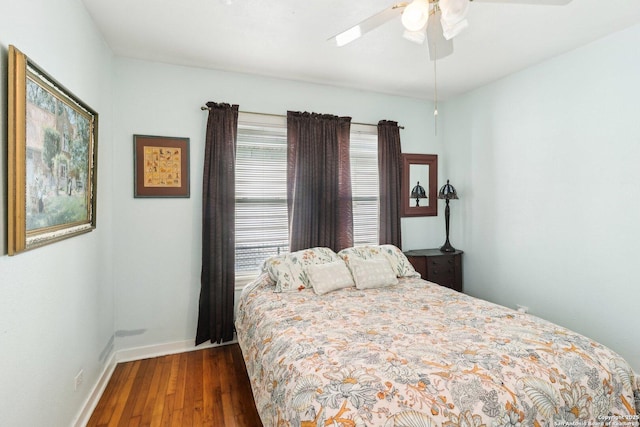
[
  {"xmin": 0, "ymin": 0, "xmax": 115, "ymax": 426},
  {"xmin": 442, "ymin": 23, "xmax": 640, "ymax": 372},
  {"xmin": 111, "ymin": 58, "xmax": 444, "ymax": 351},
  {"xmin": 2, "ymin": 2, "xmax": 637, "ymax": 425},
  {"xmin": 0, "ymin": 4, "xmax": 443, "ymax": 422}
]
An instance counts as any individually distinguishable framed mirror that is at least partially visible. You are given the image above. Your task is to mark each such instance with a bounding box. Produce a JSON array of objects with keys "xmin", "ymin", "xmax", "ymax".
[{"xmin": 401, "ymin": 153, "xmax": 438, "ymax": 217}]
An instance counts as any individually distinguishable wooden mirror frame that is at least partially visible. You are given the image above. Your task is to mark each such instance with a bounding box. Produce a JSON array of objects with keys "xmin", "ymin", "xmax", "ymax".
[{"xmin": 401, "ymin": 153, "xmax": 438, "ymax": 217}]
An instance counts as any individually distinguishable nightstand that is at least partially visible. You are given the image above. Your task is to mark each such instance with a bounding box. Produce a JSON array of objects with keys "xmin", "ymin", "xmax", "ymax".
[{"xmin": 404, "ymin": 249, "xmax": 463, "ymax": 292}]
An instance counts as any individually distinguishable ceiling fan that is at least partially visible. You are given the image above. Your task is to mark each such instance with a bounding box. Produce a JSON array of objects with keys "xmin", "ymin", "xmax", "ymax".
[{"xmin": 329, "ymin": 0, "xmax": 573, "ymax": 60}]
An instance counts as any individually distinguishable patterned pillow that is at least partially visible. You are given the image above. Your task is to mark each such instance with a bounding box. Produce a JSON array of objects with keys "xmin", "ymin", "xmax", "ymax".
[
  {"xmin": 337, "ymin": 244, "xmax": 420, "ymax": 278},
  {"xmin": 306, "ymin": 261, "xmax": 355, "ymax": 295},
  {"xmin": 262, "ymin": 247, "xmax": 341, "ymax": 292},
  {"xmin": 349, "ymin": 258, "xmax": 398, "ymax": 289}
]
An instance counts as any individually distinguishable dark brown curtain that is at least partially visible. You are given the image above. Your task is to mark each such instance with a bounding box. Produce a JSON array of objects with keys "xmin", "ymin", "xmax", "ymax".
[
  {"xmin": 196, "ymin": 102, "xmax": 239, "ymax": 345},
  {"xmin": 377, "ymin": 120, "xmax": 403, "ymax": 247},
  {"xmin": 287, "ymin": 111, "xmax": 353, "ymax": 252}
]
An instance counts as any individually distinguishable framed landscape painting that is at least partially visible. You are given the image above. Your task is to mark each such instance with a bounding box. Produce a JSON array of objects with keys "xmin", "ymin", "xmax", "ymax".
[{"xmin": 8, "ymin": 46, "xmax": 98, "ymax": 255}]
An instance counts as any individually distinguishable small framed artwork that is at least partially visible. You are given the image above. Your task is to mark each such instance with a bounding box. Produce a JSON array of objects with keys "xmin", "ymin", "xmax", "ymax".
[
  {"xmin": 133, "ymin": 135, "xmax": 190, "ymax": 198},
  {"xmin": 8, "ymin": 45, "xmax": 99, "ymax": 255},
  {"xmin": 401, "ymin": 153, "xmax": 438, "ymax": 217}
]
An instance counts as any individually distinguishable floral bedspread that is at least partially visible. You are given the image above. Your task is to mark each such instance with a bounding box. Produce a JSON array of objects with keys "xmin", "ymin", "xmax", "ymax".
[{"xmin": 236, "ymin": 275, "xmax": 640, "ymax": 427}]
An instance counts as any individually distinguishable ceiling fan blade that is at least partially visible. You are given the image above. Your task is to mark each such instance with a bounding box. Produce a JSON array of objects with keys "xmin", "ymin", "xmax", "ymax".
[
  {"xmin": 329, "ymin": 3, "xmax": 408, "ymax": 47},
  {"xmin": 470, "ymin": 0, "xmax": 572, "ymax": 5},
  {"xmin": 427, "ymin": 9, "xmax": 454, "ymax": 60}
]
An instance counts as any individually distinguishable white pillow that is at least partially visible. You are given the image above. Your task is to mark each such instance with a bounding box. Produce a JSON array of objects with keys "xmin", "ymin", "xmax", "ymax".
[
  {"xmin": 349, "ymin": 258, "xmax": 398, "ymax": 290},
  {"xmin": 306, "ymin": 261, "xmax": 355, "ymax": 295},
  {"xmin": 378, "ymin": 244, "xmax": 421, "ymax": 278},
  {"xmin": 262, "ymin": 247, "xmax": 341, "ymax": 293},
  {"xmin": 337, "ymin": 245, "xmax": 420, "ymax": 278}
]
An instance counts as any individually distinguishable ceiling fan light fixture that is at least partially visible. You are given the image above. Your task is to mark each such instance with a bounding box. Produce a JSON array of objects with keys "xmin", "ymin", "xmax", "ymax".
[
  {"xmin": 439, "ymin": 0, "xmax": 470, "ymax": 39},
  {"xmin": 440, "ymin": 0, "xmax": 470, "ymax": 18},
  {"xmin": 403, "ymin": 29, "xmax": 427, "ymax": 44},
  {"xmin": 441, "ymin": 17, "xmax": 468, "ymax": 39},
  {"xmin": 401, "ymin": 0, "xmax": 430, "ymax": 32}
]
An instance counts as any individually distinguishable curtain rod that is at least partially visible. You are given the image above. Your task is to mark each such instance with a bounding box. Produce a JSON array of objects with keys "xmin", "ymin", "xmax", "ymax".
[{"xmin": 200, "ymin": 106, "xmax": 404, "ymax": 129}]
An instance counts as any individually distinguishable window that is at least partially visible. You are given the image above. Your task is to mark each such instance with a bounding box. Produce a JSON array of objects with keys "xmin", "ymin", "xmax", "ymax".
[
  {"xmin": 235, "ymin": 113, "xmax": 379, "ymax": 283},
  {"xmin": 235, "ymin": 113, "xmax": 289, "ymax": 281},
  {"xmin": 350, "ymin": 124, "xmax": 379, "ymax": 246}
]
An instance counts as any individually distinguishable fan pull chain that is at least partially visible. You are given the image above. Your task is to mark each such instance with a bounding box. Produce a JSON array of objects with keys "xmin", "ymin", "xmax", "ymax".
[
  {"xmin": 433, "ymin": 26, "xmax": 439, "ymax": 136},
  {"xmin": 434, "ymin": 56, "xmax": 438, "ymax": 136}
]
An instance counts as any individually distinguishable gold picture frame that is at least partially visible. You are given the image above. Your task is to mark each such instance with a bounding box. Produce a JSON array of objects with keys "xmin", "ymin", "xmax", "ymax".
[{"xmin": 8, "ymin": 46, "xmax": 98, "ymax": 255}]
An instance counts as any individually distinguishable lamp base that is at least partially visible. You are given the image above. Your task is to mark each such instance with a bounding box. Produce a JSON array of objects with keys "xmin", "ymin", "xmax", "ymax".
[
  {"xmin": 440, "ymin": 198, "xmax": 455, "ymax": 252},
  {"xmin": 440, "ymin": 240, "xmax": 456, "ymax": 253}
]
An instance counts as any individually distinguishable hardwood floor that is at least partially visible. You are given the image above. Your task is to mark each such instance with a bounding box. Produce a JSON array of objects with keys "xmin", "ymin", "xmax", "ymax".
[{"xmin": 87, "ymin": 344, "xmax": 263, "ymax": 427}]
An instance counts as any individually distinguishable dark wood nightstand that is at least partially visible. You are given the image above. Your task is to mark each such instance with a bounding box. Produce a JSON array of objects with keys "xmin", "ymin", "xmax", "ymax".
[{"xmin": 404, "ymin": 249, "xmax": 463, "ymax": 292}]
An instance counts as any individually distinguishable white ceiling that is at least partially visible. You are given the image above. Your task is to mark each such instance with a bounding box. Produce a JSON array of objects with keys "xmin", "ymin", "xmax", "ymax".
[{"xmin": 81, "ymin": 0, "xmax": 640, "ymax": 100}]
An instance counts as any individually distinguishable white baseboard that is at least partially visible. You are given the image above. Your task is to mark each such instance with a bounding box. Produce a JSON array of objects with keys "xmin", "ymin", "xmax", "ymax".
[
  {"xmin": 114, "ymin": 337, "xmax": 235, "ymax": 363},
  {"xmin": 73, "ymin": 352, "xmax": 117, "ymax": 427},
  {"xmin": 72, "ymin": 337, "xmax": 237, "ymax": 426}
]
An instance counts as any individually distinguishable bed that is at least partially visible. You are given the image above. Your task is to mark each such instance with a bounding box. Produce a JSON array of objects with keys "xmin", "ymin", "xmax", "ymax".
[{"xmin": 235, "ymin": 245, "xmax": 640, "ymax": 427}]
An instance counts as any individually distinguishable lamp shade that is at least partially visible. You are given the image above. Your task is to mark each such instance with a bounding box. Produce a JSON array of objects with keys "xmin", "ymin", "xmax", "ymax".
[
  {"xmin": 439, "ymin": 0, "xmax": 469, "ymax": 40},
  {"xmin": 411, "ymin": 182, "xmax": 427, "ymax": 199},
  {"xmin": 411, "ymin": 181, "xmax": 427, "ymax": 207},
  {"xmin": 401, "ymin": 0, "xmax": 430, "ymax": 32},
  {"xmin": 438, "ymin": 179, "xmax": 459, "ymax": 200},
  {"xmin": 439, "ymin": 0, "xmax": 469, "ymax": 18}
]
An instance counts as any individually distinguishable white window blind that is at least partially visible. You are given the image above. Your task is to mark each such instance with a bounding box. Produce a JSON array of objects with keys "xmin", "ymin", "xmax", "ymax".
[
  {"xmin": 235, "ymin": 113, "xmax": 289, "ymax": 278},
  {"xmin": 235, "ymin": 114, "xmax": 379, "ymax": 281},
  {"xmin": 350, "ymin": 124, "xmax": 379, "ymax": 246}
]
